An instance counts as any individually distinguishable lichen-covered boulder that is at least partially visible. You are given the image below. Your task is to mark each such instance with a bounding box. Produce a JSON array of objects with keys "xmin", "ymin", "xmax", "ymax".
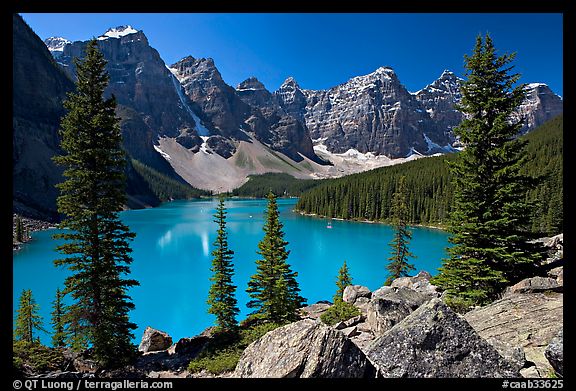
[{"xmin": 234, "ymin": 319, "xmax": 375, "ymax": 378}]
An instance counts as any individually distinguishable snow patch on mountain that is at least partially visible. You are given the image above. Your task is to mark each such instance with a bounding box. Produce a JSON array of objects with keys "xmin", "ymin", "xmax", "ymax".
[
  {"xmin": 98, "ymin": 26, "xmax": 139, "ymax": 40},
  {"xmin": 423, "ymin": 133, "xmax": 458, "ymax": 154},
  {"xmin": 153, "ymin": 144, "xmax": 171, "ymax": 161},
  {"xmin": 170, "ymin": 74, "xmax": 210, "ymax": 136},
  {"xmin": 44, "ymin": 37, "xmax": 71, "ymax": 53}
]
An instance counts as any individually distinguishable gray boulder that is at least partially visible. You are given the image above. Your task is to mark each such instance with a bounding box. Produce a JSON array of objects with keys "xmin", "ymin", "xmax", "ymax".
[
  {"xmin": 138, "ymin": 327, "xmax": 173, "ymax": 353},
  {"xmin": 507, "ymin": 276, "xmax": 562, "ymax": 295},
  {"xmin": 299, "ymin": 302, "xmax": 332, "ymax": 320},
  {"xmin": 234, "ymin": 319, "xmax": 376, "ymax": 378},
  {"xmin": 376, "ymin": 286, "xmax": 432, "ymax": 310},
  {"xmin": 167, "ymin": 336, "xmax": 209, "ymax": 356},
  {"xmin": 366, "ymin": 298, "xmax": 519, "ymax": 377},
  {"xmin": 390, "ymin": 271, "xmax": 439, "ymax": 296},
  {"xmin": 545, "ymin": 329, "xmax": 563, "ymax": 376},
  {"xmin": 371, "ymin": 286, "xmax": 393, "ymax": 298},
  {"xmin": 465, "ymin": 292, "xmax": 563, "ymax": 377},
  {"xmin": 366, "ymin": 298, "xmax": 412, "ymax": 336},
  {"xmin": 342, "ymin": 285, "xmax": 372, "ymax": 305}
]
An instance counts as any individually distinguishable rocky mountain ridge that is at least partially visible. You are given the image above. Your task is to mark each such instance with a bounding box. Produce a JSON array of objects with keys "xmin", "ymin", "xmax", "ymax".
[
  {"xmin": 14, "ymin": 18, "xmax": 562, "ymax": 217},
  {"xmin": 46, "ymin": 25, "xmax": 562, "ymax": 164}
]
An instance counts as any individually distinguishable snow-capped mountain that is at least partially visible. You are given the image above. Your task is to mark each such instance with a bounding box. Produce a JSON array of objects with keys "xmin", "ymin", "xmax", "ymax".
[
  {"xmin": 274, "ymin": 67, "xmax": 563, "ymax": 158},
  {"xmin": 515, "ymin": 83, "xmax": 564, "ymax": 134},
  {"xmin": 97, "ymin": 25, "xmax": 139, "ymax": 40},
  {"xmin": 278, "ymin": 67, "xmax": 452, "ymax": 158},
  {"xmin": 35, "ymin": 22, "xmax": 563, "ymax": 194},
  {"xmin": 43, "ymin": 36, "xmax": 71, "ymax": 58}
]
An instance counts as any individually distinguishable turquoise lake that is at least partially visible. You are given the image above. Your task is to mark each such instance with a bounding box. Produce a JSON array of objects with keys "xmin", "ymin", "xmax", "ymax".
[{"xmin": 13, "ymin": 198, "xmax": 450, "ymax": 344}]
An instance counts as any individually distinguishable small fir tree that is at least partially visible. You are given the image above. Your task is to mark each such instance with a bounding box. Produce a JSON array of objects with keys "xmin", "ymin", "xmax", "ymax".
[
  {"xmin": 50, "ymin": 288, "xmax": 67, "ymax": 348},
  {"xmin": 14, "ymin": 289, "xmax": 44, "ymax": 343},
  {"xmin": 207, "ymin": 197, "xmax": 239, "ymax": 331},
  {"xmin": 247, "ymin": 192, "xmax": 305, "ymax": 323},
  {"xmin": 385, "ymin": 176, "xmax": 416, "ymax": 286},
  {"xmin": 334, "ymin": 260, "xmax": 353, "ymax": 302}
]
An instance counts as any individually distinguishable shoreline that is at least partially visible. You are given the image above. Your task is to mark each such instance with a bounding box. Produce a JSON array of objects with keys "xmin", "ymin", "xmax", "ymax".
[
  {"xmin": 12, "ymin": 214, "xmax": 56, "ymax": 252},
  {"xmin": 294, "ymin": 210, "xmax": 447, "ymax": 231}
]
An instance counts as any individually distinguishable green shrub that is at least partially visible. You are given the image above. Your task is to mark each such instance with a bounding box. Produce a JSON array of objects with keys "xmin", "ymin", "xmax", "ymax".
[
  {"xmin": 320, "ymin": 300, "xmax": 361, "ymax": 326},
  {"xmin": 13, "ymin": 341, "xmax": 65, "ymax": 373},
  {"xmin": 187, "ymin": 349, "xmax": 242, "ymax": 374}
]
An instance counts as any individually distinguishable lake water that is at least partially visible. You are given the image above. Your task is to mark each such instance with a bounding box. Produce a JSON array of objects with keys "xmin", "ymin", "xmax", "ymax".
[{"xmin": 13, "ymin": 198, "xmax": 450, "ymax": 345}]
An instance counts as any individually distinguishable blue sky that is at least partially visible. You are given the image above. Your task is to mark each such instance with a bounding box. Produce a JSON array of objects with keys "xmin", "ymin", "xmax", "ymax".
[{"xmin": 20, "ymin": 13, "xmax": 563, "ymax": 96}]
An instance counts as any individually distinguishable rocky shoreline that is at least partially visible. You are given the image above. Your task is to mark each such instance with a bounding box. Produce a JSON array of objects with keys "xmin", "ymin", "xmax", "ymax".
[
  {"xmin": 12, "ymin": 214, "xmax": 55, "ymax": 251},
  {"xmin": 296, "ymin": 210, "xmax": 446, "ymax": 230}
]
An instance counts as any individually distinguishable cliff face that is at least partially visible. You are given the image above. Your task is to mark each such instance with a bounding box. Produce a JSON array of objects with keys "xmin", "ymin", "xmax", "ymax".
[
  {"xmin": 236, "ymin": 77, "xmax": 321, "ymax": 163},
  {"xmin": 297, "ymin": 67, "xmax": 444, "ymax": 158},
  {"xmin": 515, "ymin": 83, "xmax": 564, "ymax": 134},
  {"xmin": 275, "ymin": 68, "xmax": 562, "ymax": 158},
  {"xmin": 170, "ymin": 58, "xmax": 322, "ymax": 163},
  {"xmin": 58, "ymin": 28, "xmax": 205, "ymax": 171},
  {"xmin": 13, "ymin": 20, "xmax": 194, "ymax": 219},
  {"xmin": 13, "ymin": 14, "xmax": 74, "ymax": 220}
]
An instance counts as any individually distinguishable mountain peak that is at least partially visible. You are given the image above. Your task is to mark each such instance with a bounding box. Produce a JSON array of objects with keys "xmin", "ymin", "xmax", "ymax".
[
  {"xmin": 525, "ymin": 82, "xmax": 549, "ymax": 90},
  {"xmin": 44, "ymin": 36, "xmax": 71, "ymax": 52},
  {"xmin": 281, "ymin": 76, "xmax": 300, "ymax": 88},
  {"xmin": 375, "ymin": 66, "xmax": 395, "ymax": 74},
  {"xmin": 440, "ymin": 69, "xmax": 455, "ymax": 77},
  {"xmin": 98, "ymin": 25, "xmax": 140, "ymax": 40},
  {"xmin": 237, "ymin": 77, "xmax": 266, "ymax": 91}
]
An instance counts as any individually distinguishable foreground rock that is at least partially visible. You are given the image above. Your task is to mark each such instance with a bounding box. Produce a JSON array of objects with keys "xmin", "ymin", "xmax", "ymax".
[
  {"xmin": 506, "ymin": 276, "xmax": 562, "ymax": 295},
  {"xmin": 464, "ymin": 292, "xmax": 563, "ymax": 377},
  {"xmin": 299, "ymin": 302, "xmax": 332, "ymax": 320},
  {"xmin": 138, "ymin": 327, "xmax": 173, "ymax": 353},
  {"xmin": 366, "ymin": 298, "xmax": 519, "ymax": 377},
  {"xmin": 367, "ymin": 286, "xmax": 434, "ymax": 336},
  {"xmin": 234, "ymin": 319, "xmax": 376, "ymax": 378},
  {"xmin": 544, "ymin": 329, "xmax": 563, "ymax": 377},
  {"xmin": 342, "ymin": 285, "xmax": 372, "ymax": 305},
  {"xmin": 366, "ymin": 297, "xmax": 412, "ymax": 336},
  {"xmin": 389, "ymin": 271, "xmax": 439, "ymax": 296}
]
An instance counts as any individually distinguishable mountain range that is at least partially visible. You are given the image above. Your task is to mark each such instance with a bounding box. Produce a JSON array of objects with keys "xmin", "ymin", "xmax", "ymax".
[{"xmin": 14, "ymin": 15, "xmax": 563, "ymax": 219}]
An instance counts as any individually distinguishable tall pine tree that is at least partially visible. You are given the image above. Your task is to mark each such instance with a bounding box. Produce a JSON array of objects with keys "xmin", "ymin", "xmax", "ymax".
[
  {"xmin": 51, "ymin": 288, "xmax": 67, "ymax": 348},
  {"xmin": 53, "ymin": 39, "xmax": 138, "ymax": 367},
  {"xmin": 207, "ymin": 197, "xmax": 239, "ymax": 331},
  {"xmin": 14, "ymin": 289, "xmax": 44, "ymax": 343},
  {"xmin": 385, "ymin": 176, "xmax": 415, "ymax": 286},
  {"xmin": 334, "ymin": 260, "xmax": 353, "ymax": 302},
  {"xmin": 247, "ymin": 192, "xmax": 305, "ymax": 323},
  {"xmin": 431, "ymin": 34, "xmax": 543, "ymax": 311}
]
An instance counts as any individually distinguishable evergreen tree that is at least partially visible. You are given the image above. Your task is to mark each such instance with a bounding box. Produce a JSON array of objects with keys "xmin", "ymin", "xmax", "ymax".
[
  {"xmin": 334, "ymin": 260, "xmax": 353, "ymax": 302},
  {"xmin": 207, "ymin": 197, "xmax": 239, "ymax": 331},
  {"xmin": 64, "ymin": 304, "xmax": 89, "ymax": 352},
  {"xmin": 15, "ymin": 215, "xmax": 24, "ymax": 243},
  {"xmin": 50, "ymin": 288, "xmax": 67, "ymax": 348},
  {"xmin": 385, "ymin": 176, "xmax": 416, "ymax": 286},
  {"xmin": 52, "ymin": 39, "xmax": 138, "ymax": 367},
  {"xmin": 431, "ymin": 34, "xmax": 544, "ymax": 311},
  {"xmin": 247, "ymin": 192, "xmax": 306, "ymax": 323},
  {"xmin": 14, "ymin": 289, "xmax": 44, "ymax": 343}
]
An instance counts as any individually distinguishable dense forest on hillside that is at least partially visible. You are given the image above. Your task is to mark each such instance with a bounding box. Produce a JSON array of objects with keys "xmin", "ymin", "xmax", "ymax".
[
  {"xmin": 520, "ymin": 115, "xmax": 563, "ymax": 234},
  {"xmin": 296, "ymin": 115, "xmax": 563, "ymax": 236},
  {"xmin": 232, "ymin": 173, "xmax": 323, "ymax": 198},
  {"xmin": 130, "ymin": 159, "xmax": 210, "ymax": 201}
]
